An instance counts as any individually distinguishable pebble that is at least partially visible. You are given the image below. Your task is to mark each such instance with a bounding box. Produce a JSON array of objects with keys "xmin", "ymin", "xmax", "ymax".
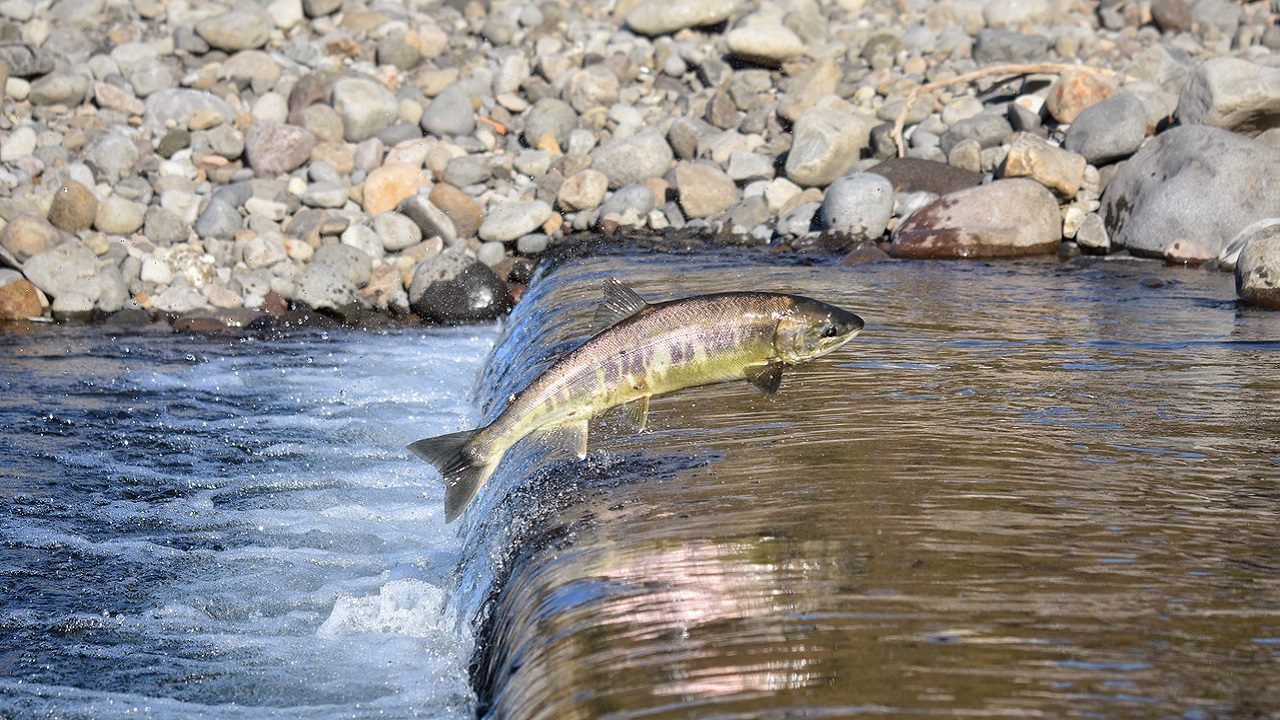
[
  {"xmin": 939, "ymin": 112, "xmax": 1014, "ymax": 155},
  {"xmin": 47, "ymin": 180, "xmax": 98, "ymax": 232},
  {"xmin": 626, "ymin": 0, "xmax": 738, "ymax": 36},
  {"xmin": 891, "ymin": 179, "xmax": 1062, "ymax": 259},
  {"xmin": 1046, "ymin": 70, "xmax": 1119, "ymax": 124},
  {"xmin": 332, "ymin": 76, "xmax": 399, "ymax": 143},
  {"xmin": 399, "ymin": 193, "xmax": 458, "ymax": 246},
  {"xmin": 0, "ymin": 277, "xmax": 45, "ymax": 321},
  {"xmin": 429, "ymin": 184, "xmax": 483, "ymax": 239},
  {"xmin": 973, "ymin": 29, "xmax": 1050, "ymax": 64},
  {"xmin": 522, "ymin": 98, "xmax": 577, "ymax": 150},
  {"xmin": 24, "ymin": 241, "xmax": 101, "ymax": 300},
  {"xmin": 28, "ymin": 71, "xmax": 89, "ymax": 106},
  {"xmin": 412, "ymin": 261, "xmax": 512, "ymax": 323},
  {"xmin": 421, "ymin": 83, "xmax": 476, "ymax": 137},
  {"xmin": 1102, "ymin": 125, "xmax": 1280, "ymax": 258},
  {"xmin": 1, "ymin": 125, "xmax": 36, "ymax": 162},
  {"xmin": 340, "ymin": 224, "xmax": 384, "ymax": 259},
  {"xmin": 143, "ymin": 207, "xmax": 188, "ymax": 245},
  {"xmin": 479, "ymin": 200, "xmax": 553, "ymax": 243},
  {"xmin": 1001, "ymin": 133, "xmax": 1087, "ymax": 197},
  {"xmin": 372, "ymin": 212, "xmax": 422, "ymax": 252},
  {"xmin": 195, "ymin": 6, "xmax": 273, "ymax": 52},
  {"xmin": 558, "ymin": 169, "xmax": 609, "ymax": 211},
  {"xmin": 0, "ymin": 215, "xmax": 59, "ymax": 262},
  {"xmin": 244, "ymin": 121, "xmax": 316, "ymax": 177},
  {"xmin": 785, "ymin": 105, "xmax": 877, "ymax": 187},
  {"xmin": 820, "ymin": 173, "xmax": 894, "ymax": 239},
  {"xmin": 1075, "ymin": 212, "xmax": 1110, "ymax": 253},
  {"xmin": 675, "ymin": 162, "xmax": 741, "ymax": 219},
  {"xmin": 590, "ymin": 129, "xmax": 674, "ymax": 189},
  {"xmin": 363, "ymin": 164, "xmax": 432, "ymax": 215},
  {"xmin": 1063, "ymin": 93, "xmax": 1148, "ymax": 164},
  {"xmin": 1177, "ymin": 58, "xmax": 1280, "ymax": 135},
  {"xmin": 726, "ymin": 13, "xmax": 806, "ymax": 67}
]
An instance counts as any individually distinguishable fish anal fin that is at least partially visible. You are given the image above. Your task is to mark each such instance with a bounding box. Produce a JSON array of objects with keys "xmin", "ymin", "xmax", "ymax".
[
  {"xmin": 592, "ymin": 277, "xmax": 649, "ymax": 332},
  {"xmin": 746, "ymin": 361, "xmax": 784, "ymax": 396},
  {"xmin": 536, "ymin": 419, "xmax": 590, "ymax": 460},
  {"xmin": 408, "ymin": 428, "xmax": 491, "ymax": 523},
  {"xmin": 622, "ymin": 395, "xmax": 650, "ymax": 432}
]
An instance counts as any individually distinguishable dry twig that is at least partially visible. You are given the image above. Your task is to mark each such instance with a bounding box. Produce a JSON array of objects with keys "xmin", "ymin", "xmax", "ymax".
[{"xmin": 891, "ymin": 63, "xmax": 1122, "ymax": 158}]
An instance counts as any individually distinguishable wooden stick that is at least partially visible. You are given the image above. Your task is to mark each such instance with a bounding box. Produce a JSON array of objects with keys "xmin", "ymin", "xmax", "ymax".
[{"xmin": 891, "ymin": 62, "xmax": 1122, "ymax": 158}]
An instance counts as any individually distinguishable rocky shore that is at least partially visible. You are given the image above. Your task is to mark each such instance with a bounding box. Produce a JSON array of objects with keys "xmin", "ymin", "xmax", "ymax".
[{"xmin": 3, "ymin": 0, "xmax": 1280, "ymax": 329}]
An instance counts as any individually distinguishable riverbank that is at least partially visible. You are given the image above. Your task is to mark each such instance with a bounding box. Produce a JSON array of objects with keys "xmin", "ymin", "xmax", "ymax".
[{"xmin": 2, "ymin": 0, "xmax": 1280, "ymax": 329}]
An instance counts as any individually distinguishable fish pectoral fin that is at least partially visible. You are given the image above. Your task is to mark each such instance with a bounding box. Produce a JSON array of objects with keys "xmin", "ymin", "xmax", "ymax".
[
  {"xmin": 621, "ymin": 396, "xmax": 650, "ymax": 433},
  {"xmin": 745, "ymin": 361, "xmax": 784, "ymax": 397},
  {"xmin": 536, "ymin": 419, "xmax": 591, "ymax": 460},
  {"xmin": 592, "ymin": 277, "xmax": 650, "ymax": 332}
]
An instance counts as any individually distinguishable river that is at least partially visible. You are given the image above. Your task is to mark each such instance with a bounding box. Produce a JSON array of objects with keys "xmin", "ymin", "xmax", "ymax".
[{"xmin": 3, "ymin": 246, "xmax": 1279, "ymax": 719}]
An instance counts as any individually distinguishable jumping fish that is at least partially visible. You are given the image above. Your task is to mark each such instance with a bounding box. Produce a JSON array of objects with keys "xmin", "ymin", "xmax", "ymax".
[{"xmin": 410, "ymin": 277, "xmax": 865, "ymax": 522}]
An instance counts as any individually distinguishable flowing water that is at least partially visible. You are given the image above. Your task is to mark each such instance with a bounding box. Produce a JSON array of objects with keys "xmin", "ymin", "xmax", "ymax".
[
  {"xmin": 452, "ymin": 247, "xmax": 1280, "ymax": 719},
  {"xmin": 3, "ymin": 246, "xmax": 1280, "ymax": 720},
  {"xmin": 0, "ymin": 325, "xmax": 496, "ymax": 719}
]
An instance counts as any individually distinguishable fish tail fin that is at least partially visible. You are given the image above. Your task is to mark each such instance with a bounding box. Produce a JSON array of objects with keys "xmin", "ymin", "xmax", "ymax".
[{"xmin": 408, "ymin": 428, "xmax": 495, "ymax": 523}]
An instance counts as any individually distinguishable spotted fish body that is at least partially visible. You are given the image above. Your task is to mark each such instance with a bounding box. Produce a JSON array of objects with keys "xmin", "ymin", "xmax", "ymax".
[{"xmin": 410, "ymin": 278, "xmax": 864, "ymax": 523}]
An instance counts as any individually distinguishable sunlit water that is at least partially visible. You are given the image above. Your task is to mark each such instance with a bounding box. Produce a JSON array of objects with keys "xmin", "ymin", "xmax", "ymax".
[
  {"xmin": 0, "ymin": 325, "xmax": 497, "ymax": 719},
  {"xmin": 450, "ymin": 248, "xmax": 1280, "ymax": 719},
  {"xmin": 4, "ymin": 247, "xmax": 1280, "ymax": 720}
]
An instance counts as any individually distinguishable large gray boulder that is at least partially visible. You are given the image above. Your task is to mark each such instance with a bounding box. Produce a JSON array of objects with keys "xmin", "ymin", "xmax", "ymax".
[
  {"xmin": 1102, "ymin": 125, "xmax": 1280, "ymax": 257},
  {"xmin": 1177, "ymin": 57, "xmax": 1280, "ymax": 136}
]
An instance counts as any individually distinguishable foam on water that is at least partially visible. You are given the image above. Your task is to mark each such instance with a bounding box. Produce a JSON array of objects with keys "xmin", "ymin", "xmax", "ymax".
[{"xmin": 0, "ymin": 326, "xmax": 497, "ymax": 719}]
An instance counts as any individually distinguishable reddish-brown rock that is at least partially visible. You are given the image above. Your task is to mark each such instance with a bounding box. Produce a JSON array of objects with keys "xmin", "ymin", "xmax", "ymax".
[
  {"xmin": 363, "ymin": 163, "xmax": 431, "ymax": 215},
  {"xmin": 1046, "ymin": 70, "xmax": 1118, "ymax": 124},
  {"xmin": 0, "ymin": 278, "xmax": 45, "ymax": 320},
  {"xmin": 890, "ymin": 179, "xmax": 1062, "ymax": 259}
]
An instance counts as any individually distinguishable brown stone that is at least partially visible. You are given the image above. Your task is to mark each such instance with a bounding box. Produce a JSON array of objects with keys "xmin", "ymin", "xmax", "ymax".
[
  {"xmin": 1046, "ymin": 70, "xmax": 1118, "ymax": 124},
  {"xmin": 48, "ymin": 180, "xmax": 98, "ymax": 233},
  {"xmin": 867, "ymin": 157, "xmax": 983, "ymax": 196},
  {"xmin": 1000, "ymin": 132, "xmax": 1087, "ymax": 197},
  {"xmin": 1151, "ymin": 0, "xmax": 1192, "ymax": 33},
  {"xmin": 363, "ymin": 163, "xmax": 432, "ymax": 215},
  {"xmin": 310, "ymin": 141, "xmax": 356, "ymax": 175},
  {"xmin": 890, "ymin": 179, "xmax": 1062, "ymax": 259},
  {"xmin": 0, "ymin": 278, "xmax": 45, "ymax": 320},
  {"xmin": 428, "ymin": 183, "xmax": 483, "ymax": 238},
  {"xmin": 0, "ymin": 215, "xmax": 60, "ymax": 262}
]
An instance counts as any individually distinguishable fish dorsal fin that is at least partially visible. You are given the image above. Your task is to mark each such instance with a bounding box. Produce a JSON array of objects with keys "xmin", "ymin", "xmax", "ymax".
[
  {"xmin": 746, "ymin": 361, "xmax": 784, "ymax": 396},
  {"xmin": 592, "ymin": 277, "xmax": 649, "ymax": 332}
]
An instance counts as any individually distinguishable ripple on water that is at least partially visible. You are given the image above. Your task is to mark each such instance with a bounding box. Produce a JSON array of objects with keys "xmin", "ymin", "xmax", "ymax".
[{"xmin": 0, "ymin": 325, "xmax": 496, "ymax": 719}]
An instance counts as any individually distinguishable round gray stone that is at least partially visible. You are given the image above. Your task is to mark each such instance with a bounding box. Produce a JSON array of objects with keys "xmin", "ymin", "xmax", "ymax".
[
  {"xmin": 590, "ymin": 129, "xmax": 674, "ymax": 189},
  {"xmin": 522, "ymin": 98, "xmax": 577, "ymax": 149},
  {"xmin": 196, "ymin": 7, "xmax": 272, "ymax": 51},
  {"xmin": 479, "ymin": 200, "xmax": 553, "ymax": 242},
  {"xmin": 332, "ymin": 75, "xmax": 399, "ymax": 142},
  {"xmin": 420, "ymin": 83, "xmax": 476, "ymax": 137},
  {"xmin": 1063, "ymin": 93, "xmax": 1148, "ymax": 165},
  {"xmin": 372, "ymin": 212, "xmax": 422, "ymax": 252},
  {"xmin": 821, "ymin": 173, "xmax": 894, "ymax": 238}
]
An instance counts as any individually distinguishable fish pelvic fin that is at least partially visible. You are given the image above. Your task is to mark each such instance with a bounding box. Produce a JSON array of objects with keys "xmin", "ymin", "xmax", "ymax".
[
  {"xmin": 745, "ymin": 361, "xmax": 784, "ymax": 396},
  {"xmin": 408, "ymin": 429, "xmax": 494, "ymax": 523},
  {"xmin": 592, "ymin": 277, "xmax": 650, "ymax": 332}
]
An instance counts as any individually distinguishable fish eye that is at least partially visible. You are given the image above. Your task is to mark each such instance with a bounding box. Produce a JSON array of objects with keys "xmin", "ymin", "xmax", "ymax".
[{"xmin": 821, "ymin": 324, "xmax": 839, "ymax": 338}]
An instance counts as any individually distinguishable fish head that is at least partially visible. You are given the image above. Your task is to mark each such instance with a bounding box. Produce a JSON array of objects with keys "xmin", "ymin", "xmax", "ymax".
[{"xmin": 774, "ymin": 297, "xmax": 865, "ymax": 364}]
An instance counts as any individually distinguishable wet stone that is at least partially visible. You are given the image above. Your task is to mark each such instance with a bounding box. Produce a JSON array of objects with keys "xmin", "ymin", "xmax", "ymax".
[
  {"xmin": 411, "ymin": 261, "xmax": 512, "ymax": 323},
  {"xmin": 890, "ymin": 179, "xmax": 1061, "ymax": 259}
]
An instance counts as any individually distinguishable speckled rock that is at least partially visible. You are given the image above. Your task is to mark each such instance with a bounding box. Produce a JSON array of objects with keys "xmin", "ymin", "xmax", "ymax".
[
  {"xmin": 1046, "ymin": 69, "xmax": 1118, "ymax": 124},
  {"xmin": 1102, "ymin": 125, "xmax": 1280, "ymax": 257},
  {"xmin": 244, "ymin": 121, "xmax": 316, "ymax": 176},
  {"xmin": 891, "ymin": 179, "xmax": 1061, "ymax": 259}
]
